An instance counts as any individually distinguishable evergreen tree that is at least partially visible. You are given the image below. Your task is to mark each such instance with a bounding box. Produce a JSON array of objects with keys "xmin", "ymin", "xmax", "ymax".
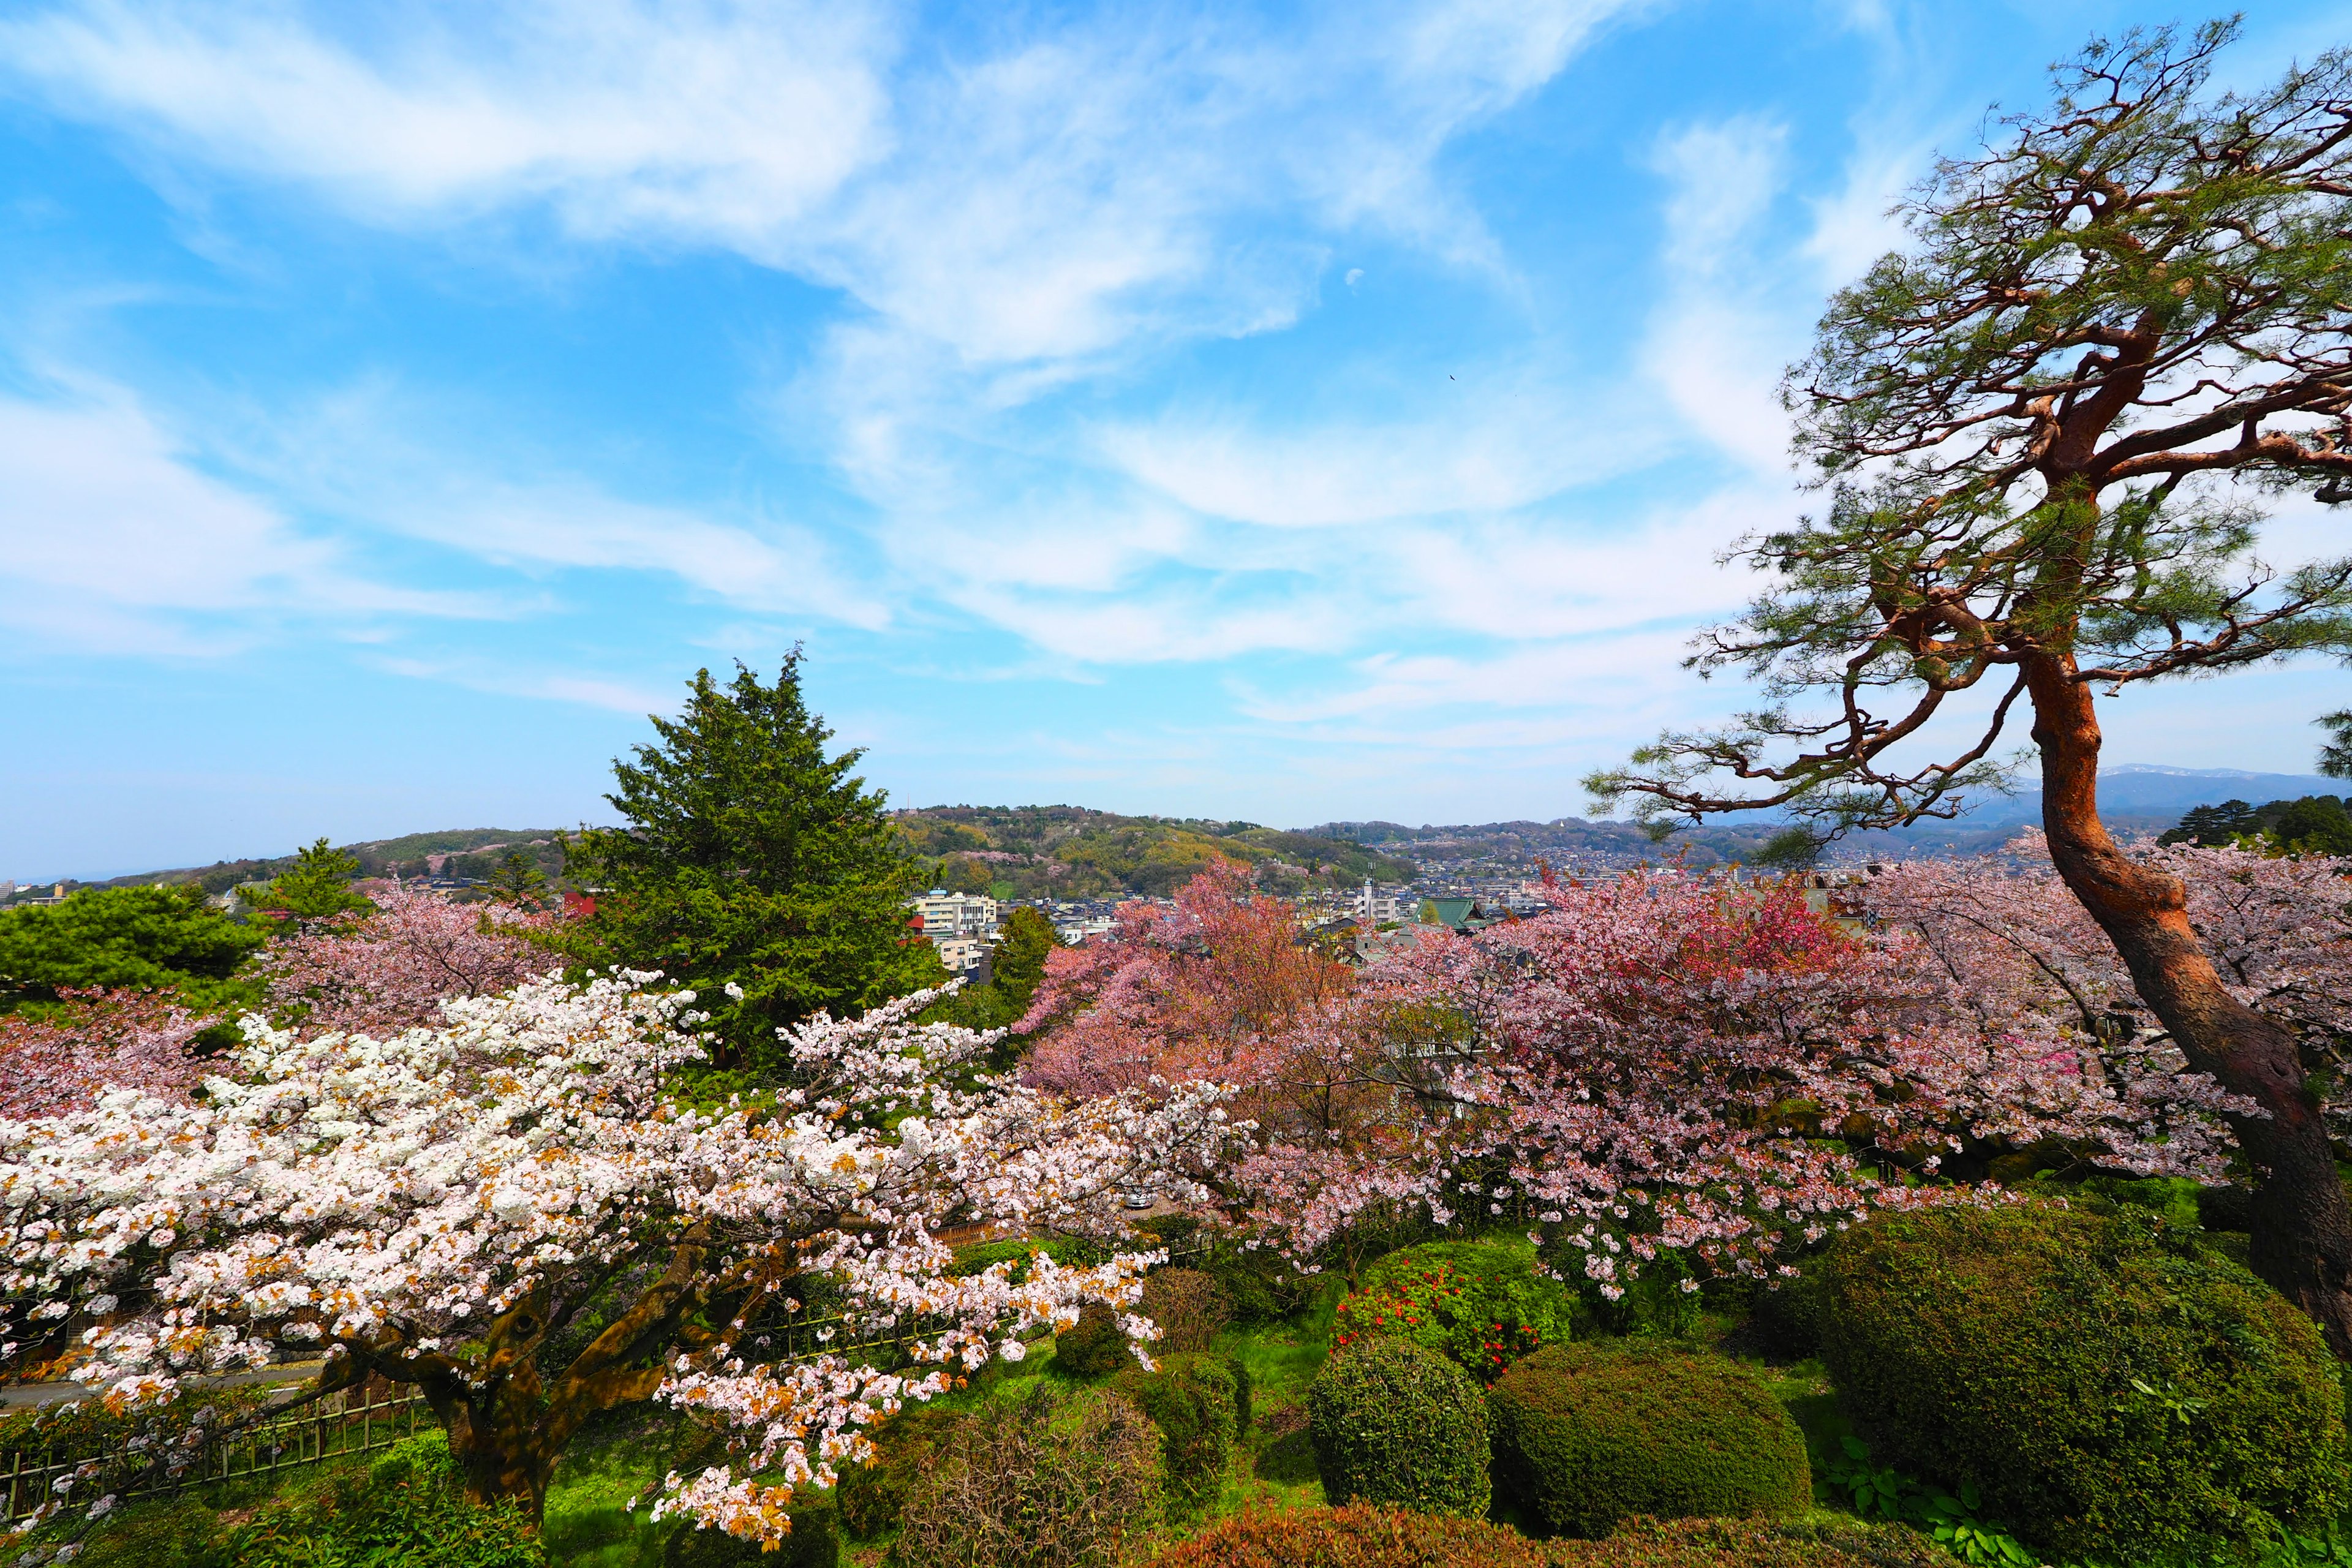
[
  {"xmin": 2320, "ymin": 711, "xmax": 2352, "ymax": 780},
  {"xmin": 2267, "ymin": 796, "xmax": 2352, "ymax": 858},
  {"xmin": 486, "ymin": 849, "xmax": 549, "ymax": 908},
  {"xmin": 564, "ymin": 655, "xmax": 943, "ymax": 1072},
  {"xmin": 991, "ymin": 905, "xmax": 1061, "ymax": 1019},
  {"xmin": 261, "ymin": 839, "xmax": 372, "ymax": 923},
  {"xmin": 0, "ymin": 884, "xmax": 263, "ymax": 1009},
  {"xmin": 2157, "ymin": 799, "xmax": 2260, "ymax": 847}
]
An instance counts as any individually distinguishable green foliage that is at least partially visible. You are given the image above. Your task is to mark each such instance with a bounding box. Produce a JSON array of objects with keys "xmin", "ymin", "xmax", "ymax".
[
  {"xmin": 894, "ymin": 805, "xmax": 1414, "ymax": 903},
  {"xmin": 1142, "ymin": 1502, "xmax": 1559, "ymax": 1567},
  {"xmin": 2267, "ymin": 796, "xmax": 2352, "ymax": 857},
  {"xmin": 952, "ymin": 1237, "xmax": 1090, "ymax": 1281},
  {"xmin": 1337, "ymin": 1240, "xmax": 1574, "ymax": 1381},
  {"xmin": 1487, "ymin": 1341, "xmax": 1811, "ymax": 1540},
  {"xmin": 1545, "ymin": 1515, "xmax": 1958, "ymax": 1568},
  {"xmin": 562, "ymin": 657, "xmax": 944, "ymax": 1074},
  {"xmin": 1308, "ymin": 1337, "xmax": 1491, "ymax": 1518},
  {"xmin": 1819, "ymin": 1437, "xmax": 2034, "ymax": 1568},
  {"xmin": 261, "ymin": 838, "xmax": 374, "ymax": 922},
  {"xmin": 2321, "ymin": 712, "xmax": 2352, "ymax": 780},
  {"xmin": 73, "ymin": 1498, "xmax": 232, "ymax": 1568},
  {"xmin": 0, "ymin": 883, "xmax": 262, "ymax": 1008},
  {"xmin": 992, "ymin": 904, "xmax": 1058, "ymax": 1019},
  {"xmin": 1052, "ymin": 1302, "xmax": 1132, "ymax": 1379},
  {"xmin": 227, "ymin": 1430, "xmax": 546, "ymax": 1568},
  {"xmin": 484, "ymin": 850, "xmax": 551, "ymax": 908},
  {"xmin": 2159, "ymin": 799, "xmax": 2264, "ymax": 846},
  {"xmin": 1112, "ymin": 1352, "xmax": 1245, "ymax": 1517},
  {"xmin": 1820, "ymin": 1204, "xmax": 2352, "ymax": 1566}
]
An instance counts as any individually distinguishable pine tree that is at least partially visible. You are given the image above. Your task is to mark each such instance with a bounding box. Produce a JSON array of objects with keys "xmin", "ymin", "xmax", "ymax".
[
  {"xmin": 1589, "ymin": 24, "xmax": 2352, "ymax": 1351},
  {"xmin": 262, "ymin": 839, "xmax": 371, "ymax": 923},
  {"xmin": 2157, "ymin": 799, "xmax": 2259, "ymax": 847},
  {"xmin": 564, "ymin": 655, "xmax": 943, "ymax": 1072},
  {"xmin": 991, "ymin": 905, "xmax": 1060, "ymax": 1019},
  {"xmin": 486, "ymin": 849, "xmax": 549, "ymax": 908}
]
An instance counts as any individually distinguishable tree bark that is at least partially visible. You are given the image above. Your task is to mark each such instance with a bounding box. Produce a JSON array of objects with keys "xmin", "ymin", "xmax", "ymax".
[{"xmin": 2022, "ymin": 650, "xmax": 2352, "ymax": 1355}]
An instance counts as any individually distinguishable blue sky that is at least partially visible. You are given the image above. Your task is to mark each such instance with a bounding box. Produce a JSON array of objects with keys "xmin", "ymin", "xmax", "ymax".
[{"xmin": 3, "ymin": 0, "xmax": 2348, "ymax": 878}]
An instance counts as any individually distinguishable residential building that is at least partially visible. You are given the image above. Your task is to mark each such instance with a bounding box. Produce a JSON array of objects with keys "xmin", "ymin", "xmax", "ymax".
[{"xmin": 914, "ymin": 889, "xmax": 999, "ymax": 940}]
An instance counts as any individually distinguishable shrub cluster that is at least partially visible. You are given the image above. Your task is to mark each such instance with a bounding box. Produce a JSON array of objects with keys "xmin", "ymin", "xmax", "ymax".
[
  {"xmin": 1308, "ymin": 1338, "xmax": 1490, "ymax": 1518},
  {"xmin": 1144, "ymin": 1502, "xmax": 1557, "ymax": 1567},
  {"xmin": 1487, "ymin": 1341, "xmax": 1809, "ymax": 1539},
  {"xmin": 1113, "ymin": 1352, "xmax": 1249, "ymax": 1515},
  {"xmin": 1142, "ymin": 1508, "xmax": 1946, "ymax": 1568},
  {"xmin": 896, "ymin": 1386, "xmax": 1163, "ymax": 1568},
  {"xmin": 835, "ymin": 1404, "xmax": 967, "ymax": 1540},
  {"xmin": 1821, "ymin": 1204, "xmax": 2352, "ymax": 1567},
  {"xmin": 1338, "ymin": 1240, "xmax": 1574, "ymax": 1380},
  {"xmin": 1054, "ymin": 1301, "xmax": 1134, "ymax": 1378},
  {"xmin": 1140, "ymin": 1267, "xmax": 1235, "ymax": 1352},
  {"xmin": 1547, "ymin": 1515, "xmax": 1955, "ymax": 1567}
]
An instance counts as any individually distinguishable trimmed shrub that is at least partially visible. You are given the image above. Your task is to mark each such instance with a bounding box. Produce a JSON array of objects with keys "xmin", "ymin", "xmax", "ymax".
[
  {"xmin": 895, "ymin": 1387, "xmax": 1161, "ymax": 1568},
  {"xmin": 953, "ymin": 1236, "xmax": 1091, "ymax": 1280},
  {"xmin": 1821, "ymin": 1204, "xmax": 2352, "ymax": 1567},
  {"xmin": 1053, "ymin": 1301, "xmax": 1133, "ymax": 1378},
  {"xmin": 1740, "ymin": 1273, "xmax": 1827, "ymax": 1360},
  {"xmin": 1114, "ymin": 1352, "xmax": 1245, "ymax": 1515},
  {"xmin": 1144, "ymin": 1502, "xmax": 1557, "ymax": 1567},
  {"xmin": 1548, "ymin": 1515, "xmax": 1954, "ymax": 1567},
  {"xmin": 1140, "ymin": 1267, "xmax": 1234, "ymax": 1352},
  {"xmin": 1339, "ymin": 1240, "xmax": 1574, "ymax": 1381},
  {"xmin": 835, "ymin": 1404, "xmax": 966, "ymax": 1540},
  {"xmin": 1487, "ymin": 1341, "xmax": 1810, "ymax": 1539},
  {"xmin": 1308, "ymin": 1338, "xmax": 1490, "ymax": 1518},
  {"xmin": 1147, "ymin": 1509, "xmax": 1947, "ymax": 1568}
]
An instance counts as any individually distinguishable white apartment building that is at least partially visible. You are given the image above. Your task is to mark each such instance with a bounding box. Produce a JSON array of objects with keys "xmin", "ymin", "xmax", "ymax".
[
  {"xmin": 915, "ymin": 889, "xmax": 1000, "ymax": 940},
  {"xmin": 1351, "ymin": 878, "xmax": 1403, "ymax": 926}
]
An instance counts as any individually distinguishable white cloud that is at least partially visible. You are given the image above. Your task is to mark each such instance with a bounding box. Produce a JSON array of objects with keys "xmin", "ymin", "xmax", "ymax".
[
  {"xmin": 0, "ymin": 0, "xmax": 894, "ymax": 239},
  {"xmin": 0, "ymin": 386, "xmax": 481, "ymax": 652},
  {"xmin": 1639, "ymin": 116, "xmax": 1800, "ymax": 475},
  {"xmin": 211, "ymin": 381, "xmax": 892, "ymax": 628}
]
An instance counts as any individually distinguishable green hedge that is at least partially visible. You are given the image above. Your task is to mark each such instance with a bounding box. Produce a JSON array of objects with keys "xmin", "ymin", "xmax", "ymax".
[
  {"xmin": 1488, "ymin": 1342, "xmax": 1809, "ymax": 1539},
  {"xmin": 1113, "ymin": 1352, "xmax": 1247, "ymax": 1516},
  {"xmin": 1142, "ymin": 1509, "xmax": 1948, "ymax": 1567},
  {"xmin": 1143, "ymin": 1502, "xmax": 1557, "ymax": 1566},
  {"xmin": 1054, "ymin": 1301, "xmax": 1133, "ymax": 1378},
  {"xmin": 1820, "ymin": 1204, "xmax": 2352, "ymax": 1567},
  {"xmin": 1547, "ymin": 1515, "xmax": 1954, "ymax": 1567},
  {"xmin": 1341, "ymin": 1240, "xmax": 1575, "ymax": 1381},
  {"xmin": 1308, "ymin": 1338, "xmax": 1490, "ymax": 1518}
]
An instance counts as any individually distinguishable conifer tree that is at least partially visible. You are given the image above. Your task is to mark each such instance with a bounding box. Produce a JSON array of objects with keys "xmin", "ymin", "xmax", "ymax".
[
  {"xmin": 261, "ymin": 839, "xmax": 371, "ymax": 923},
  {"xmin": 1591, "ymin": 23, "xmax": 2352, "ymax": 1349},
  {"xmin": 565, "ymin": 655, "xmax": 942, "ymax": 1072}
]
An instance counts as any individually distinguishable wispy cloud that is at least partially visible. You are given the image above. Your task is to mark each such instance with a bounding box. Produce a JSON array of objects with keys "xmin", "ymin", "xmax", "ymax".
[{"xmin": 0, "ymin": 383, "xmax": 491, "ymax": 653}]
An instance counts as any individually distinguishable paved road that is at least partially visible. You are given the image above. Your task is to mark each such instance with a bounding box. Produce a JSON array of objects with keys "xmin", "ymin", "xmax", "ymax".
[{"xmin": 0, "ymin": 1361, "xmax": 324, "ymax": 1409}]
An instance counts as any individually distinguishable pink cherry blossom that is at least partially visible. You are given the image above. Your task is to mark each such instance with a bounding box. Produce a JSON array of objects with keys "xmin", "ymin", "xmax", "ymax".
[{"xmin": 256, "ymin": 883, "xmax": 560, "ymax": 1034}]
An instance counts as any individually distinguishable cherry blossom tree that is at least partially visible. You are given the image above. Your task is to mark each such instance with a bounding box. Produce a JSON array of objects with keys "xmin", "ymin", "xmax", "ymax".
[
  {"xmin": 1235, "ymin": 872, "xmax": 2248, "ymax": 1290},
  {"xmin": 1021, "ymin": 858, "xmax": 1352, "ymax": 1099},
  {"xmin": 256, "ymin": 883, "xmax": 559, "ymax": 1034},
  {"xmin": 1863, "ymin": 835, "xmax": 2352, "ymax": 1149},
  {"xmin": 0, "ymin": 991, "xmax": 216, "ymax": 1121},
  {"xmin": 0, "ymin": 974, "xmax": 1238, "ymax": 1548}
]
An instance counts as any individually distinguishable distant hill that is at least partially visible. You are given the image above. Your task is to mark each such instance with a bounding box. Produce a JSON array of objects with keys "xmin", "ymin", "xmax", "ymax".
[
  {"xmin": 31, "ymin": 765, "xmax": 2342, "ymax": 898},
  {"xmin": 895, "ymin": 805, "xmax": 1417, "ymax": 899},
  {"xmin": 32, "ymin": 829, "xmax": 569, "ymax": 899},
  {"xmin": 1847, "ymin": 766, "xmax": 2346, "ymax": 858}
]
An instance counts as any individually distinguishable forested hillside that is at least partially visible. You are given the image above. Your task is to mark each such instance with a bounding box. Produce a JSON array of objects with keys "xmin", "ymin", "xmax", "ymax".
[{"xmin": 897, "ymin": 805, "xmax": 1416, "ymax": 898}]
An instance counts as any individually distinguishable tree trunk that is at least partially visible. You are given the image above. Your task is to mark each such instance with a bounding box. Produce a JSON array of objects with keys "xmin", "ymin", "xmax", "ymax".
[
  {"xmin": 424, "ymin": 1369, "xmax": 566, "ymax": 1520},
  {"xmin": 2022, "ymin": 652, "xmax": 2352, "ymax": 1355}
]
